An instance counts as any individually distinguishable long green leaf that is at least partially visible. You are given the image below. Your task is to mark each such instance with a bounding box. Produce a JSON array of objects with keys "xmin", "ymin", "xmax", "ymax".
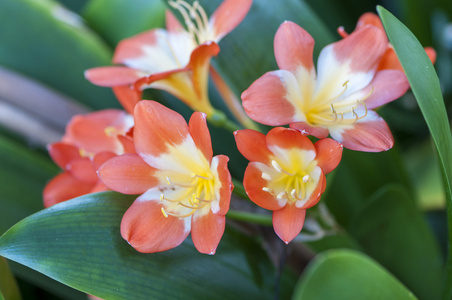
[
  {"xmin": 349, "ymin": 184, "xmax": 442, "ymax": 300},
  {"xmin": 0, "ymin": 0, "xmax": 117, "ymax": 109},
  {"xmin": 0, "ymin": 257, "xmax": 21, "ymax": 300},
  {"xmin": 292, "ymin": 249, "xmax": 417, "ymax": 300},
  {"xmin": 0, "ymin": 192, "xmax": 281, "ymax": 300},
  {"xmin": 378, "ymin": 6, "xmax": 452, "ymax": 299},
  {"xmin": 82, "ymin": 0, "xmax": 166, "ymax": 46}
]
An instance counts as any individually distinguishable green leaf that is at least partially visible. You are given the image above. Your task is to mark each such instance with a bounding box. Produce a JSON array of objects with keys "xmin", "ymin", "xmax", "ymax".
[
  {"xmin": 0, "ymin": 192, "xmax": 279, "ymax": 300},
  {"xmin": 0, "ymin": 0, "xmax": 118, "ymax": 109},
  {"xmin": 378, "ymin": 6, "xmax": 452, "ymax": 299},
  {"xmin": 0, "ymin": 257, "xmax": 21, "ymax": 300},
  {"xmin": 0, "ymin": 134, "xmax": 58, "ymax": 235},
  {"xmin": 349, "ymin": 184, "xmax": 443, "ymax": 300},
  {"xmin": 292, "ymin": 249, "xmax": 417, "ymax": 300},
  {"xmin": 82, "ymin": 0, "xmax": 166, "ymax": 46}
]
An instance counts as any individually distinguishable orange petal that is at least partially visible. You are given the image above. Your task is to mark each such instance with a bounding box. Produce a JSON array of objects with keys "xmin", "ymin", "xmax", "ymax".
[
  {"xmin": 48, "ymin": 142, "xmax": 80, "ymax": 170},
  {"xmin": 92, "ymin": 151, "xmax": 117, "ymax": 170},
  {"xmin": 330, "ymin": 111, "xmax": 394, "ymax": 152},
  {"xmin": 63, "ymin": 109, "xmax": 131, "ymax": 155},
  {"xmin": 191, "ymin": 212, "xmax": 225, "ymax": 255},
  {"xmin": 289, "ymin": 122, "xmax": 329, "ymax": 139},
  {"xmin": 212, "ymin": 155, "xmax": 232, "ymax": 215},
  {"xmin": 425, "ymin": 47, "xmax": 437, "ymax": 65},
  {"xmin": 113, "ymin": 30, "xmax": 158, "ymax": 64},
  {"xmin": 330, "ymin": 25, "xmax": 386, "ymax": 73},
  {"xmin": 210, "ymin": 0, "xmax": 252, "ymax": 42},
  {"xmin": 117, "ymin": 134, "xmax": 136, "ymax": 154},
  {"xmin": 43, "ymin": 172, "xmax": 96, "ymax": 207},
  {"xmin": 234, "ymin": 129, "xmax": 273, "ymax": 164},
  {"xmin": 165, "ymin": 10, "xmax": 184, "ymax": 32},
  {"xmin": 301, "ymin": 171, "xmax": 325, "ymax": 209},
  {"xmin": 365, "ymin": 69, "xmax": 409, "ymax": 109},
  {"xmin": 314, "ymin": 138, "xmax": 343, "ymax": 174},
  {"xmin": 242, "ymin": 70, "xmax": 297, "ymax": 126},
  {"xmin": 98, "ymin": 153, "xmax": 158, "ymax": 195},
  {"xmin": 133, "ymin": 100, "xmax": 190, "ymax": 158},
  {"xmin": 189, "ymin": 112, "xmax": 213, "ymax": 162},
  {"xmin": 243, "ymin": 163, "xmax": 284, "ymax": 211},
  {"xmin": 112, "ymin": 85, "xmax": 142, "ymax": 115},
  {"xmin": 121, "ymin": 197, "xmax": 191, "ymax": 253},
  {"xmin": 274, "ymin": 21, "xmax": 315, "ymax": 73},
  {"xmin": 356, "ymin": 12, "xmax": 385, "ymax": 32},
  {"xmin": 84, "ymin": 67, "xmax": 143, "ymax": 87},
  {"xmin": 272, "ymin": 205, "xmax": 306, "ymax": 244},
  {"xmin": 67, "ymin": 157, "xmax": 98, "ymax": 183},
  {"xmin": 266, "ymin": 127, "xmax": 315, "ymax": 153}
]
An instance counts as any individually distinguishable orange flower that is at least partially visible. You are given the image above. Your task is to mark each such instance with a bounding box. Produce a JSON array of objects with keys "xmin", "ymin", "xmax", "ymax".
[
  {"xmin": 235, "ymin": 127, "xmax": 342, "ymax": 243},
  {"xmin": 337, "ymin": 12, "xmax": 436, "ymax": 71},
  {"xmin": 242, "ymin": 21, "xmax": 410, "ymax": 152},
  {"xmin": 85, "ymin": 0, "xmax": 252, "ymax": 116},
  {"xmin": 98, "ymin": 101, "xmax": 233, "ymax": 254},
  {"xmin": 43, "ymin": 110, "xmax": 134, "ymax": 207}
]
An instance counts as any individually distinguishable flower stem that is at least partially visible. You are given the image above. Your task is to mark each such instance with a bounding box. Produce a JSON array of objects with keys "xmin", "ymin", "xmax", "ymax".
[
  {"xmin": 232, "ymin": 178, "xmax": 248, "ymax": 200},
  {"xmin": 226, "ymin": 210, "xmax": 273, "ymax": 226},
  {"xmin": 208, "ymin": 109, "xmax": 242, "ymax": 132}
]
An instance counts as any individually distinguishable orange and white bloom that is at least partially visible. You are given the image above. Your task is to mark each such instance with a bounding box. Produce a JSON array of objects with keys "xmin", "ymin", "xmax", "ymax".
[
  {"xmin": 235, "ymin": 127, "xmax": 342, "ymax": 243},
  {"xmin": 85, "ymin": 0, "xmax": 252, "ymax": 116},
  {"xmin": 98, "ymin": 101, "xmax": 233, "ymax": 254},
  {"xmin": 338, "ymin": 12, "xmax": 436, "ymax": 72},
  {"xmin": 43, "ymin": 109, "xmax": 134, "ymax": 207},
  {"xmin": 242, "ymin": 21, "xmax": 410, "ymax": 152}
]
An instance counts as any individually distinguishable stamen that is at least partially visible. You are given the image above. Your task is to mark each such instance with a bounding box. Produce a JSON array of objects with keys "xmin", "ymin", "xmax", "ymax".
[
  {"xmin": 290, "ymin": 189, "xmax": 301, "ymax": 200},
  {"xmin": 276, "ymin": 191, "xmax": 285, "ymax": 200},
  {"xmin": 271, "ymin": 160, "xmax": 294, "ymax": 176},
  {"xmin": 262, "ymin": 173, "xmax": 272, "ymax": 181},
  {"xmin": 302, "ymin": 175, "xmax": 310, "ymax": 183},
  {"xmin": 161, "ymin": 207, "xmax": 169, "ymax": 218},
  {"xmin": 190, "ymin": 173, "xmax": 212, "ymax": 180},
  {"xmin": 163, "ymin": 208, "xmax": 197, "ymax": 218},
  {"xmin": 104, "ymin": 126, "xmax": 117, "ymax": 137},
  {"xmin": 262, "ymin": 187, "xmax": 272, "ymax": 192}
]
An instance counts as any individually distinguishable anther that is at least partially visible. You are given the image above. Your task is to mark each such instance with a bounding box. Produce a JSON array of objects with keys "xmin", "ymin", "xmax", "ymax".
[
  {"xmin": 262, "ymin": 173, "xmax": 272, "ymax": 181},
  {"xmin": 276, "ymin": 191, "xmax": 285, "ymax": 200},
  {"xmin": 271, "ymin": 160, "xmax": 283, "ymax": 173},
  {"xmin": 161, "ymin": 207, "xmax": 169, "ymax": 218},
  {"xmin": 262, "ymin": 187, "xmax": 272, "ymax": 192},
  {"xmin": 302, "ymin": 175, "xmax": 310, "ymax": 183}
]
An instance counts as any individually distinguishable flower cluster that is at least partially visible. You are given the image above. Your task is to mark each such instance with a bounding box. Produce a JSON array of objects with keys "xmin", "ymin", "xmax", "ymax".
[{"xmin": 44, "ymin": 1, "xmax": 435, "ymax": 253}]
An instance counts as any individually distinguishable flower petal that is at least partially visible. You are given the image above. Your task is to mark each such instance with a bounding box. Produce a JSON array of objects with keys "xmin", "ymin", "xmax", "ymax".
[
  {"xmin": 209, "ymin": 0, "xmax": 252, "ymax": 42},
  {"xmin": 211, "ymin": 155, "xmax": 232, "ymax": 215},
  {"xmin": 289, "ymin": 122, "xmax": 329, "ymax": 139},
  {"xmin": 274, "ymin": 21, "xmax": 315, "ymax": 73},
  {"xmin": 316, "ymin": 25, "xmax": 386, "ymax": 99},
  {"xmin": 121, "ymin": 195, "xmax": 191, "ymax": 253},
  {"xmin": 113, "ymin": 30, "xmax": 158, "ymax": 64},
  {"xmin": 98, "ymin": 153, "xmax": 158, "ymax": 195},
  {"xmin": 189, "ymin": 112, "xmax": 212, "ymax": 162},
  {"xmin": 165, "ymin": 10, "xmax": 184, "ymax": 33},
  {"xmin": 243, "ymin": 162, "xmax": 284, "ymax": 211},
  {"xmin": 314, "ymin": 138, "xmax": 343, "ymax": 174},
  {"xmin": 299, "ymin": 171, "xmax": 325, "ymax": 209},
  {"xmin": 365, "ymin": 69, "xmax": 410, "ymax": 109},
  {"xmin": 329, "ymin": 110, "xmax": 394, "ymax": 152},
  {"xmin": 92, "ymin": 151, "xmax": 117, "ymax": 170},
  {"xmin": 191, "ymin": 212, "xmax": 225, "ymax": 255},
  {"xmin": 133, "ymin": 100, "xmax": 190, "ymax": 158},
  {"xmin": 84, "ymin": 67, "xmax": 143, "ymax": 87},
  {"xmin": 272, "ymin": 205, "xmax": 306, "ymax": 244},
  {"xmin": 112, "ymin": 85, "xmax": 142, "ymax": 115},
  {"xmin": 63, "ymin": 109, "xmax": 132, "ymax": 155},
  {"xmin": 242, "ymin": 70, "xmax": 299, "ymax": 125},
  {"xmin": 48, "ymin": 142, "xmax": 80, "ymax": 170},
  {"xmin": 67, "ymin": 157, "xmax": 98, "ymax": 183},
  {"xmin": 43, "ymin": 172, "xmax": 96, "ymax": 207},
  {"xmin": 266, "ymin": 127, "xmax": 315, "ymax": 153},
  {"xmin": 234, "ymin": 129, "xmax": 273, "ymax": 164}
]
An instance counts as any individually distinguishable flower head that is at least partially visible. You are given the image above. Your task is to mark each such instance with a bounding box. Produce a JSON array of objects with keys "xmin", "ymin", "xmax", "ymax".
[
  {"xmin": 43, "ymin": 109, "xmax": 134, "ymax": 207},
  {"xmin": 85, "ymin": 0, "xmax": 252, "ymax": 117},
  {"xmin": 235, "ymin": 127, "xmax": 342, "ymax": 243},
  {"xmin": 242, "ymin": 21, "xmax": 410, "ymax": 152},
  {"xmin": 338, "ymin": 12, "xmax": 437, "ymax": 71},
  {"xmin": 98, "ymin": 100, "xmax": 233, "ymax": 254}
]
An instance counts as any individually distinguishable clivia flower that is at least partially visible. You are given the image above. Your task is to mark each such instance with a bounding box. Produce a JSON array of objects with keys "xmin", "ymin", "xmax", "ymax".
[
  {"xmin": 43, "ymin": 109, "xmax": 134, "ymax": 207},
  {"xmin": 242, "ymin": 21, "xmax": 410, "ymax": 152},
  {"xmin": 338, "ymin": 12, "xmax": 436, "ymax": 71},
  {"xmin": 85, "ymin": 0, "xmax": 252, "ymax": 117},
  {"xmin": 234, "ymin": 127, "xmax": 342, "ymax": 243},
  {"xmin": 98, "ymin": 100, "xmax": 233, "ymax": 254}
]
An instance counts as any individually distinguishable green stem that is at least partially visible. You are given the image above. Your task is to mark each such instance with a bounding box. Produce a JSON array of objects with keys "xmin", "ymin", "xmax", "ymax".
[
  {"xmin": 232, "ymin": 178, "xmax": 248, "ymax": 200},
  {"xmin": 226, "ymin": 210, "xmax": 273, "ymax": 226},
  {"xmin": 207, "ymin": 109, "xmax": 242, "ymax": 133}
]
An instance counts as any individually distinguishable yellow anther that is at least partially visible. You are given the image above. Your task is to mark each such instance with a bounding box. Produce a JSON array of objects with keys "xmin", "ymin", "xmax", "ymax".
[
  {"xmin": 262, "ymin": 173, "xmax": 272, "ymax": 181},
  {"xmin": 262, "ymin": 187, "xmax": 272, "ymax": 192},
  {"xmin": 271, "ymin": 160, "xmax": 283, "ymax": 172},
  {"xmin": 302, "ymin": 175, "xmax": 310, "ymax": 183},
  {"xmin": 104, "ymin": 126, "xmax": 117, "ymax": 137},
  {"xmin": 166, "ymin": 176, "xmax": 172, "ymax": 185}
]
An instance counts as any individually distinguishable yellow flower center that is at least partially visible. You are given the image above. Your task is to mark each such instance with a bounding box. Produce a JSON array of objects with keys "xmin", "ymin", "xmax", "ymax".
[
  {"xmin": 304, "ymin": 80, "xmax": 372, "ymax": 127},
  {"xmin": 160, "ymin": 171, "xmax": 216, "ymax": 218},
  {"xmin": 261, "ymin": 149, "xmax": 320, "ymax": 206}
]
